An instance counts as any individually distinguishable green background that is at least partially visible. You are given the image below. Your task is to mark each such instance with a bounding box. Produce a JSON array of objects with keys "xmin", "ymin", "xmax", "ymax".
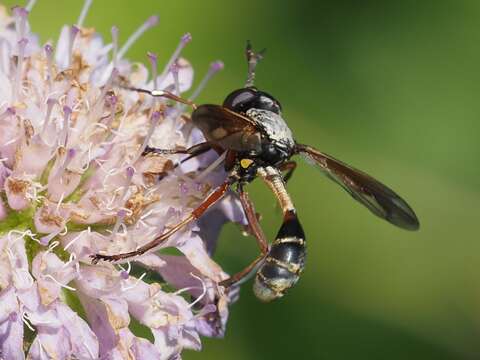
[{"xmin": 6, "ymin": 0, "xmax": 480, "ymax": 358}]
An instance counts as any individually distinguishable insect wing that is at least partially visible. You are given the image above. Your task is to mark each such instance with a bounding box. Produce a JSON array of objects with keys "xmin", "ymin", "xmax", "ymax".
[
  {"xmin": 297, "ymin": 144, "xmax": 419, "ymax": 230},
  {"xmin": 192, "ymin": 104, "xmax": 262, "ymax": 152}
]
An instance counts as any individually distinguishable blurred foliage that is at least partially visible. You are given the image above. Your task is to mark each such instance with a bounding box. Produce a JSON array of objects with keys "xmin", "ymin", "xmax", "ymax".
[{"xmin": 5, "ymin": 0, "xmax": 480, "ymax": 358}]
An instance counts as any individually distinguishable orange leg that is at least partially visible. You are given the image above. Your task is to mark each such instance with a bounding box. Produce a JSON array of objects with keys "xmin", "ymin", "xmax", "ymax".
[
  {"xmin": 220, "ymin": 184, "xmax": 269, "ymax": 287},
  {"xmin": 91, "ymin": 179, "xmax": 232, "ymax": 264},
  {"xmin": 124, "ymin": 86, "xmax": 197, "ymax": 110}
]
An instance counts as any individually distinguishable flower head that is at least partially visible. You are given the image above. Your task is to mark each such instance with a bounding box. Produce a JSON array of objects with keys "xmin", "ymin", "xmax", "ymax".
[{"xmin": 0, "ymin": 2, "xmax": 246, "ymax": 359}]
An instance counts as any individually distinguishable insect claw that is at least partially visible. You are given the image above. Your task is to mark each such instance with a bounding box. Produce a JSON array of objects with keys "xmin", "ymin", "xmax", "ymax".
[
  {"xmin": 90, "ymin": 253, "xmax": 114, "ymax": 264},
  {"xmin": 142, "ymin": 145, "xmax": 156, "ymax": 156},
  {"xmin": 90, "ymin": 254, "xmax": 100, "ymax": 265}
]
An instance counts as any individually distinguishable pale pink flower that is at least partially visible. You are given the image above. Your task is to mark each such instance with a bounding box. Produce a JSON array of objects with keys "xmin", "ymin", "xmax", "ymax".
[{"xmin": 0, "ymin": 2, "xmax": 245, "ymax": 359}]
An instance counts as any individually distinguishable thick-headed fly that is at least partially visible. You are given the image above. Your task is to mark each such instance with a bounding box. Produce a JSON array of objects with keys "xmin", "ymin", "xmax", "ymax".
[{"xmin": 92, "ymin": 42, "xmax": 420, "ymax": 302}]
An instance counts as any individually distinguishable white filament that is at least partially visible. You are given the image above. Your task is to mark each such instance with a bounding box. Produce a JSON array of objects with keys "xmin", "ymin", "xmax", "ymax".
[
  {"xmin": 195, "ymin": 151, "xmax": 226, "ymax": 182},
  {"xmin": 77, "ymin": 0, "xmax": 93, "ymax": 27}
]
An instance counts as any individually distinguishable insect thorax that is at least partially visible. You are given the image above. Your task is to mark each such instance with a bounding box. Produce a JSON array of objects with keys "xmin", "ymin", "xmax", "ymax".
[{"xmin": 223, "ymin": 87, "xmax": 295, "ymax": 168}]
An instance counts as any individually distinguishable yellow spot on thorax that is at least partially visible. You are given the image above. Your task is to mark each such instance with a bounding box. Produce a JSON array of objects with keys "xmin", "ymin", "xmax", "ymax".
[{"xmin": 240, "ymin": 159, "xmax": 254, "ymax": 168}]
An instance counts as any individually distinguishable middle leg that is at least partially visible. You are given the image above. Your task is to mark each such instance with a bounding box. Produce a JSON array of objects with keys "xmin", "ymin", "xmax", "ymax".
[{"xmin": 220, "ymin": 183, "xmax": 269, "ymax": 288}]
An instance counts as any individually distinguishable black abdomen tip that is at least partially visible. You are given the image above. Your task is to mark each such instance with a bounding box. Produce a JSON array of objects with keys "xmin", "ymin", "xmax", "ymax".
[{"xmin": 253, "ymin": 211, "xmax": 306, "ymax": 302}]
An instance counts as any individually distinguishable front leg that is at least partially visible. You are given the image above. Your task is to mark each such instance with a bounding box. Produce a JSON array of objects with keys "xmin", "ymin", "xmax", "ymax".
[
  {"xmin": 143, "ymin": 142, "xmax": 213, "ymax": 182},
  {"xmin": 142, "ymin": 141, "xmax": 212, "ymax": 160},
  {"xmin": 91, "ymin": 178, "xmax": 232, "ymax": 263},
  {"xmin": 124, "ymin": 87, "xmax": 198, "ymax": 110}
]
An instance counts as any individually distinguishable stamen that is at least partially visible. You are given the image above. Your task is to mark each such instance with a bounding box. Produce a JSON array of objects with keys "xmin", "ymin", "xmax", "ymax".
[
  {"xmin": 64, "ymin": 227, "xmax": 90, "ymax": 252},
  {"xmin": 106, "ymin": 92, "xmax": 118, "ymax": 108},
  {"xmin": 126, "ymin": 165, "xmax": 135, "ymax": 181},
  {"xmin": 189, "ymin": 273, "xmax": 207, "ymax": 308},
  {"xmin": 147, "ymin": 51, "xmax": 158, "ymax": 89},
  {"xmin": 117, "ymin": 15, "xmax": 159, "ymax": 59},
  {"xmin": 62, "ymin": 252, "xmax": 77, "ymax": 268},
  {"xmin": 64, "ymin": 230, "xmax": 86, "ymax": 251},
  {"xmin": 60, "ymin": 106, "xmax": 72, "ymax": 147},
  {"xmin": 8, "ymin": 229, "xmax": 40, "ymax": 245},
  {"xmin": 51, "ymin": 148, "xmax": 75, "ymax": 188},
  {"xmin": 111, "ymin": 26, "xmax": 119, "ymax": 67},
  {"xmin": 170, "ymin": 62, "xmax": 180, "ymax": 95},
  {"xmin": 0, "ymin": 107, "xmax": 16, "ymax": 122},
  {"xmin": 80, "ymin": 142, "xmax": 93, "ymax": 171},
  {"xmin": 92, "ymin": 67, "xmax": 118, "ymax": 113},
  {"xmin": 40, "ymin": 229, "xmax": 60, "ymax": 245},
  {"xmin": 158, "ymin": 33, "xmax": 192, "ymax": 82},
  {"xmin": 111, "ymin": 209, "xmax": 127, "ymax": 237},
  {"xmin": 48, "ymin": 159, "xmax": 74, "ymax": 209},
  {"xmin": 65, "ymin": 87, "xmax": 77, "ymax": 109},
  {"xmin": 0, "ymin": 39, "xmax": 10, "ymax": 75},
  {"xmin": 26, "ymin": 312, "xmax": 54, "ymax": 327},
  {"xmin": 140, "ymin": 209, "xmax": 154, "ymax": 220},
  {"xmin": 104, "ymin": 93, "xmax": 118, "ymax": 126},
  {"xmin": 55, "ymin": 192, "xmax": 65, "ymax": 215},
  {"xmin": 118, "ymin": 261, "xmax": 132, "ymax": 279},
  {"xmin": 5, "ymin": 248, "xmax": 15, "ymax": 262},
  {"xmin": 120, "ymin": 223, "xmax": 130, "ymax": 236},
  {"xmin": 13, "ymin": 7, "xmax": 28, "ymax": 40},
  {"xmin": 196, "ymin": 303, "xmax": 217, "ymax": 317},
  {"xmin": 121, "ymin": 272, "xmax": 146, "ymax": 292},
  {"xmin": 67, "ymin": 25, "xmax": 80, "ymax": 68},
  {"xmin": 47, "ymin": 240, "xmax": 60, "ymax": 252},
  {"xmin": 14, "ymin": 268, "xmax": 34, "ymax": 288},
  {"xmin": 75, "ymin": 260, "xmax": 81, "ymax": 279},
  {"xmin": 120, "ymin": 270, "xmax": 129, "ymax": 280},
  {"xmin": 13, "ymin": 38, "xmax": 28, "ymax": 101},
  {"xmin": 173, "ymin": 286, "xmax": 202, "ymax": 296},
  {"xmin": 179, "ymin": 182, "xmax": 189, "ymax": 195},
  {"xmin": 195, "ymin": 151, "xmax": 227, "ymax": 182},
  {"xmin": 100, "ymin": 165, "xmax": 121, "ymax": 188},
  {"xmin": 166, "ymin": 206, "xmax": 180, "ymax": 218},
  {"xmin": 44, "ymin": 44, "xmax": 54, "ymax": 89},
  {"xmin": 4, "ymin": 137, "xmax": 19, "ymax": 146},
  {"xmin": 8, "ymin": 312, "xmax": 17, "ymax": 322},
  {"xmin": 41, "ymin": 98, "xmax": 57, "ymax": 138},
  {"xmin": 44, "ymin": 274, "xmax": 76, "ymax": 291},
  {"xmin": 77, "ymin": 0, "xmax": 93, "ymax": 28},
  {"xmin": 189, "ymin": 60, "xmax": 224, "ymax": 101},
  {"xmin": 22, "ymin": 312, "xmax": 35, "ymax": 332},
  {"xmin": 36, "ymin": 339, "xmax": 47, "ymax": 360},
  {"xmin": 25, "ymin": 0, "xmax": 37, "ymax": 12},
  {"xmin": 116, "ymin": 166, "xmax": 135, "ymax": 206},
  {"xmin": 135, "ymin": 111, "xmax": 161, "ymax": 161}
]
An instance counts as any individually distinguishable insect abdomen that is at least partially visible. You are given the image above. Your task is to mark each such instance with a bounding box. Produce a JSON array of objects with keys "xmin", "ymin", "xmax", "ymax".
[{"xmin": 253, "ymin": 211, "xmax": 306, "ymax": 302}]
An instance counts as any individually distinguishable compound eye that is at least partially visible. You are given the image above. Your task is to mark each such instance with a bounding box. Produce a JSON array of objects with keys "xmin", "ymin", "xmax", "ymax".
[
  {"xmin": 256, "ymin": 94, "xmax": 282, "ymax": 114},
  {"xmin": 223, "ymin": 88, "xmax": 257, "ymax": 112},
  {"xmin": 223, "ymin": 88, "xmax": 282, "ymax": 115}
]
